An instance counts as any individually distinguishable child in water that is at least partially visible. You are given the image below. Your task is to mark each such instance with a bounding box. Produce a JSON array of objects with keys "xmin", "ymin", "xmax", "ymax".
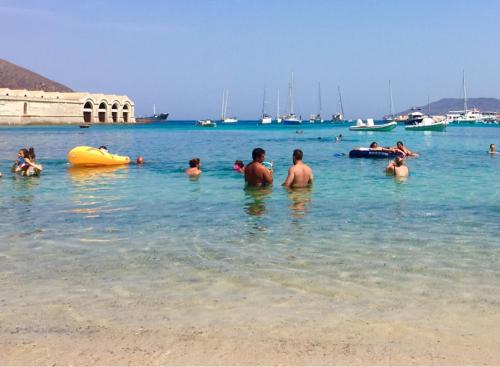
[
  {"xmin": 233, "ymin": 160, "xmax": 245, "ymax": 173},
  {"xmin": 13, "ymin": 147, "xmax": 43, "ymax": 176}
]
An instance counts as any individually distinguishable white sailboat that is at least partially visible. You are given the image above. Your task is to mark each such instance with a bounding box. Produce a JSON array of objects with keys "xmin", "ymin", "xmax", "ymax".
[
  {"xmin": 385, "ymin": 80, "xmax": 396, "ymax": 122},
  {"xmin": 221, "ymin": 89, "xmax": 238, "ymax": 123},
  {"xmin": 332, "ymin": 85, "xmax": 344, "ymax": 122},
  {"xmin": 275, "ymin": 89, "xmax": 282, "ymax": 123},
  {"xmin": 282, "ymin": 72, "xmax": 302, "ymax": 125},
  {"xmin": 259, "ymin": 88, "xmax": 272, "ymax": 124},
  {"xmin": 309, "ymin": 82, "xmax": 324, "ymax": 123},
  {"xmin": 446, "ymin": 70, "xmax": 485, "ymax": 123}
]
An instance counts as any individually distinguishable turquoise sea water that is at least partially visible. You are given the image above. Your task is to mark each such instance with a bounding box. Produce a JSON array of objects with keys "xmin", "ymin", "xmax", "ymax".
[{"xmin": 1, "ymin": 122, "xmax": 500, "ymax": 335}]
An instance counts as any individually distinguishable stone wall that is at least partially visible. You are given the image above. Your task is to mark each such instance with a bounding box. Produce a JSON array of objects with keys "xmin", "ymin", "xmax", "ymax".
[{"xmin": 0, "ymin": 88, "xmax": 135, "ymax": 125}]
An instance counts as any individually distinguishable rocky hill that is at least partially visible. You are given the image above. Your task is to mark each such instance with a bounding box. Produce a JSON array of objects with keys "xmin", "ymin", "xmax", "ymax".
[
  {"xmin": 0, "ymin": 58, "xmax": 73, "ymax": 92},
  {"xmin": 397, "ymin": 97, "xmax": 500, "ymax": 116}
]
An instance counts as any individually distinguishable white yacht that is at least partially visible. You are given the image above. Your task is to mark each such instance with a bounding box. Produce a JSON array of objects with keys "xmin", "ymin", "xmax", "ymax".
[
  {"xmin": 446, "ymin": 71, "xmax": 485, "ymax": 124},
  {"xmin": 220, "ymin": 90, "xmax": 238, "ymax": 123},
  {"xmin": 283, "ymin": 73, "xmax": 302, "ymax": 125},
  {"xmin": 332, "ymin": 86, "xmax": 345, "ymax": 122},
  {"xmin": 275, "ymin": 89, "xmax": 282, "ymax": 123},
  {"xmin": 309, "ymin": 82, "xmax": 324, "ymax": 123},
  {"xmin": 259, "ymin": 88, "xmax": 272, "ymax": 124}
]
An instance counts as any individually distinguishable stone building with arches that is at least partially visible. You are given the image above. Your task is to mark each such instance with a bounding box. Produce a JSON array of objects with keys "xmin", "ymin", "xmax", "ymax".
[{"xmin": 0, "ymin": 88, "xmax": 135, "ymax": 125}]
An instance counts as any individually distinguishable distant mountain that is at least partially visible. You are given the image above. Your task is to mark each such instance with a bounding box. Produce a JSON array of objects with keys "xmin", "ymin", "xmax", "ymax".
[
  {"xmin": 396, "ymin": 98, "xmax": 500, "ymax": 116},
  {"xmin": 0, "ymin": 58, "xmax": 73, "ymax": 92}
]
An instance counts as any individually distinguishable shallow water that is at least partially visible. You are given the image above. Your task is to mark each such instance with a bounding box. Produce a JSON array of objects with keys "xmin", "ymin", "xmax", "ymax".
[{"xmin": 1, "ymin": 122, "xmax": 499, "ymax": 337}]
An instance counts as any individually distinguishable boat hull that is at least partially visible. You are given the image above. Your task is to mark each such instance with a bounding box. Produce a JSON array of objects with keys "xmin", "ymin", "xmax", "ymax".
[
  {"xmin": 136, "ymin": 113, "xmax": 169, "ymax": 124},
  {"xmin": 282, "ymin": 120, "xmax": 302, "ymax": 125},
  {"xmin": 349, "ymin": 121, "xmax": 397, "ymax": 131},
  {"xmin": 405, "ymin": 122, "xmax": 447, "ymax": 131}
]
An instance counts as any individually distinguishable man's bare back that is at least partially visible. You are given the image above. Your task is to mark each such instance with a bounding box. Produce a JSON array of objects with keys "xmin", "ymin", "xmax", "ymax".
[
  {"xmin": 283, "ymin": 149, "xmax": 313, "ymax": 188},
  {"xmin": 283, "ymin": 162, "xmax": 313, "ymax": 188}
]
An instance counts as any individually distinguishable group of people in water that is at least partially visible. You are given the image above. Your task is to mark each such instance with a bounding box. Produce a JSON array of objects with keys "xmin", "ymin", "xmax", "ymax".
[
  {"xmin": 1, "ymin": 138, "xmax": 496, "ymax": 181},
  {"xmin": 184, "ymin": 140, "xmax": 421, "ymax": 186}
]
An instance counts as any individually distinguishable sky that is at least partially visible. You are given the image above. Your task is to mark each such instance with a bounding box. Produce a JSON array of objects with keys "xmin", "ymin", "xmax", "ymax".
[{"xmin": 1, "ymin": 0, "xmax": 500, "ymax": 119}]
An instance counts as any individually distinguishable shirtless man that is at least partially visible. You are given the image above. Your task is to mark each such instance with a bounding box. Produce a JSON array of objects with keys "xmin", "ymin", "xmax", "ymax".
[
  {"xmin": 385, "ymin": 156, "xmax": 409, "ymax": 177},
  {"xmin": 245, "ymin": 148, "xmax": 273, "ymax": 187},
  {"xmin": 394, "ymin": 141, "xmax": 418, "ymax": 157},
  {"xmin": 185, "ymin": 157, "xmax": 201, "ymax": 176},
  {"xmin": 282, "ymin": 149, "xmax": 314, "ymax": 188}
]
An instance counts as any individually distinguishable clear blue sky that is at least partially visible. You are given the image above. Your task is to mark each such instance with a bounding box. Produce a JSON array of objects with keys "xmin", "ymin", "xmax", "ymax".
[{"xmin": 1, "ymin": 0, "xmax": 500, "ymax": 119}]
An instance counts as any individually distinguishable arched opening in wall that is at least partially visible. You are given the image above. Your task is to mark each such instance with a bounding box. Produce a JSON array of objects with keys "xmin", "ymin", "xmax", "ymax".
[
  {"xmin": 23, "ymin": 102, "xmax": 28, "ymax": 115},
  {"xmin": 123, "ymin": 104, "xmax": 129, "ymax": 122},
  {"xmin": 98, "ymin": 102, "xmax": 107, "ymax": 123},
  {"xmin": 111, "ymin": 103, "xmax": 118, "ymax": 122},
  {"xmin": 83, "ymin": 101, "xmax": 93, "ymax": 123}
]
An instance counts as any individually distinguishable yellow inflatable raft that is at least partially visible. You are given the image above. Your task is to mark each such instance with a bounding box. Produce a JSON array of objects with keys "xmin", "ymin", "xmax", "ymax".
[{"xmin": 68, "ymin": 146, "xmax": 130, "ymax": 167}]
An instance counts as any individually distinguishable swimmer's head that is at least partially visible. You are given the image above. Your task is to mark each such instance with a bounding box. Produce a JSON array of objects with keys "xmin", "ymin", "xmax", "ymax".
[
  {"xmin": 252, "ymin": 148, "xmax": 266, "ymax": 162},
  {"xmin": 189, "ymin": 158, "xmax": 199, "ymax": 168},
  {"xmin": 293, "ymin": 149, "xmax": 303, "ymax": 163},
  {"xmin": 490, "ymin": 144, "xmax": 496, "ymax": 152},
  {"xmin": 234, "ymin": 160, "xmax": 244, "ymax": 169},
  {"xmin": 395, "ymin": 156, "xmax": 404, "ymax": 166},
  {"xmin": 19, "ymin": 148, "xmax": 29, "ymax": 158},
  {"xmin": 136, "ymin": 156, "xmax": 144, "ymax": 164},
  {"xmin": 397, "ymin": 141, "xmax": 404, "ymax": 149},
  {"xmin": 369, "ymin": 142, "xmax": 378, "ymax": 149}
]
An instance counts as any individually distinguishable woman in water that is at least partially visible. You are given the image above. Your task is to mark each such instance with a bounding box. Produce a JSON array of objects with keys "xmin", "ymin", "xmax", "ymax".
[
  {"xmin": 13, "ymin": 147, "xmax": 43, "ymax": 176},
  {"xmin": 233, "ymin": 160, "xmax": 245, "ymax": 173},
  {"xmin": 489, "ymin": 144, "xmax": 497, "ymax": 154},
  {"xmin": 186, "ymin": 157, "xmax": 202, "ymax": 176}
]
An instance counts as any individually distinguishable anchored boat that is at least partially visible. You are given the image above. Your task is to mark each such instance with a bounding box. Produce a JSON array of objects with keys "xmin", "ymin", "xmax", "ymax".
[
  {"xmin": 405, "ymin": 117, "xmax": 447, "ymax": 131},
  {"xmin": 349, "ymin": 119, "xmax": 397, "ymax": 131}
]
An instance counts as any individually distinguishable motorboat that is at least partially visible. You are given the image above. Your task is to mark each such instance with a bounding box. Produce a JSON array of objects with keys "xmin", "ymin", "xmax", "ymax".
[
  {"xmin": 405, "ymin": 117, "xmax": 447, "ymax": 131},
  {"xmin": 260, "ymin": 114, "xmax": 272, "ymax": 124},
  {"xmin": 349, "ymin": 118, "xmax": 397, "ymax": 131},
  {"xmin": 197, "ymin": 119, "xmax": 217, "ymax": 127}
]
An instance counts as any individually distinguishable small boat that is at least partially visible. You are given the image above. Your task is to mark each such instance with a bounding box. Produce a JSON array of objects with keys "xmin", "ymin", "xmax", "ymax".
[
  {"xmin": 309, "ymin": 82, "xmax": 324, "ymax": 123},
  {"xmin": 283, "ymin": 73, "xmax": 302, "ymax": 125},
  {"xmin": 68, "ymin": 146, "xmax": 130, "ymax": 167},
  {"xmin": 349, "ymin": 119, "xmax": 397, "ymax": 131},
  {"xmin": 220, "ymin": 90, "xmax": 238, "ymax": 123},
  {"xmin": 79, "ymin": 124, "xmax": 90, "ymax": 128},
  {"xmin": 259, "ymin": 88, "xmax": 272, "ymax": 124},
  {"xmin": 405, "ymin": 117, "xmax": 447, "ymax": 131},
  {"xmin": 197, "ymin": 119, "xmax": 217, "ymax": 128},
  {"xmin": 404, "ymin": 111, "xmax": 426, "ymax": 126},
  {"xmin": 282, "ymin": 114, "xmax": 302, "ymax": 125}
]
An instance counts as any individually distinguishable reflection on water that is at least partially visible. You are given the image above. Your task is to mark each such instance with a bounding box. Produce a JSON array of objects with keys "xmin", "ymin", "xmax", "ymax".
[
  {"xmin": 286, "ymin": 186, "xmax": 312, "ymax": 219},
  {"xmin": 67, "ymin": 165, "xmax": 129, "ymax": 183},
  {"xmin": 244, "ymin": 186, "xmax": 272, "ymax": 217}
]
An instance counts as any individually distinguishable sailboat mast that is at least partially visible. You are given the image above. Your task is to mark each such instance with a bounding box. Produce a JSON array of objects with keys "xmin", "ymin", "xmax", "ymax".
[
  {"xmin": 318, "ymin": 82, "xmax": 322, "ymax": 115},
  {"xmin": 221, "ymin": 90, "xmax": 225, "ymax": 120},
  {"xmin": 262, "ymin": 88, "xmax": 266, "ymax": 116},
  {"xmin": 277, "ymin": 89, "xmax": 280, "ymax": 118},
  {"xmin": 338, "ymin": 86, "xmax": 344, "ymax": 117},
  {"xmin": 389, "ymin": 80, "xmax": 394, "ymax": 118},
  {"xmin": 225, "ymin": 90, "xmax": 229, "ymax": 118},
  {"xmin": 463, "ymin": 70, "xmax": 468, "ymax": 112},
  {"xmin": 428, "ymin": 95, "xmax": 431, "ymax": 115},
  {"xmin": 153, "ymin": 103, "xmax": 156, "ymax": 116},
  {"xmin": 289, "ymin": 72, "xmax": 294, "ymax": 114}
]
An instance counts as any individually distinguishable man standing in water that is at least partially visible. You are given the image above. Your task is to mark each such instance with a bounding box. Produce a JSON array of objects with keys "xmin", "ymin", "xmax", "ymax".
[
  {"xmin": 385, "ymin": 156, "xmax": 409, "ymax": 177},
  {"xmin": 245, "ymin": 148, "xmax": 273, "ymax": 187},
  {"xmin": 282, "ymin": 149, "xmax": 314, "ymax": 188}
]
